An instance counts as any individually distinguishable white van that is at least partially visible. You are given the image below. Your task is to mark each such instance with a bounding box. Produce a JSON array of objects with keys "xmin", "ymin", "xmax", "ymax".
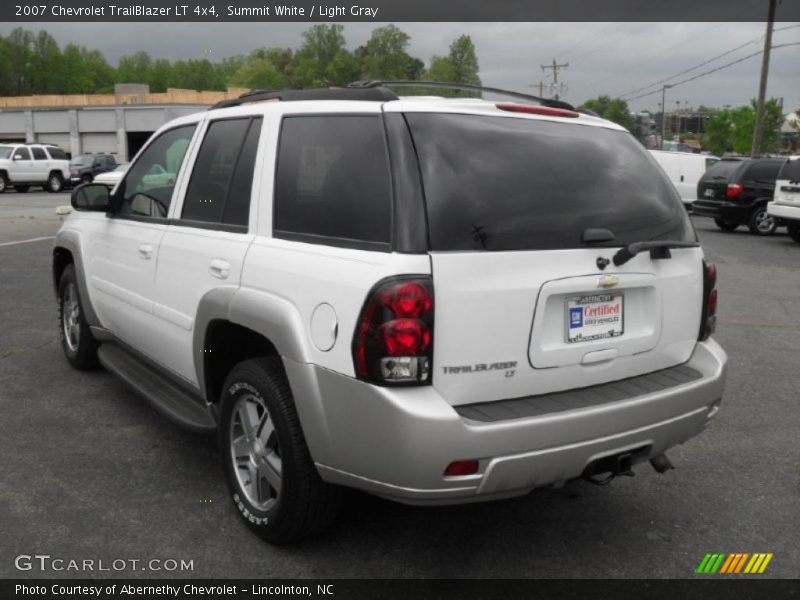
[{"xmin": 649, "ymin": 150, "xmax": 719, "ymax": 209}]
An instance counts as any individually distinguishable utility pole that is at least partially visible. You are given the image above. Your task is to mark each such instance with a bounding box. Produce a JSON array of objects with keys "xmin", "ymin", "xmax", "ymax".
[
  {"xmin": 752, "ymin": 0, "xmax": 777, "ymax": 157},
  {"xmin": 541, "ymin": 59, "xmax": 569, "ymax": 100},
  {"xmin": 661, "ymin": 84, "xmax": 672, "ymax": 150}
]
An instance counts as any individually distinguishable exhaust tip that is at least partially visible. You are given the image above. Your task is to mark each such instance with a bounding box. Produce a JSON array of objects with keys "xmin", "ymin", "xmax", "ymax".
[{"xmin": 650, "ymin": 454, "xmax": 675, "ymax": 474}]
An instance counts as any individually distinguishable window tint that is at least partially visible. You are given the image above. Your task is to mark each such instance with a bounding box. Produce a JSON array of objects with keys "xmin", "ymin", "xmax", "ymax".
[
  {"xmin": 31, "ymin": 147, "xmax": 47, "ymax": 160},
  {"xmin": 744, "ymin": 160, "xmax": 784, "ymax": 183},
  {"xmin": 46, "ymin": 147, "xmax": 67, "ymax": 160},
  {"xmin": 405, "ymin": 113, "xmax": 693, "ymax": 251},
  {"xmin": 181, "ymin": 117, "xmax": 261, "ymax": 227},
  {"xmin": 117, "ymin": 125, "xmax": 195, "ymax": 219},
  {"xmin": 778, "ymin": 159, "xmax": 800, "ymax": 182},
  {"xmin": 274, "ymin": 115, "xmax": 391, "ymax": 246},
  {"xmin": 14, "ymin": 147, "xmax": 31, "ymax": 160},
  {"xmin": 702, "ymin": 160, "xmax": 742, "ymax": 181}
]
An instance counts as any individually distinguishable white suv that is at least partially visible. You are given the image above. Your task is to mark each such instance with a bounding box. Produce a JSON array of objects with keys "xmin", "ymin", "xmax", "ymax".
[
  {"xmin": 767, "ymin": 156, "xmax": 800, "ymax": 242},
  {"xmin": 0, "ymin": 143, "xmax": 70, "ymax": 193},
  {"xmin": 53, "ymin": 83, "xmax": 727, "ymax": 543}
]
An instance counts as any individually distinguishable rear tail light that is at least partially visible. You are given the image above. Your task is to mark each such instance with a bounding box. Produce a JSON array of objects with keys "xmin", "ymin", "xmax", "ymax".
[
  {"xmin": 444, "ymin": 460, "xmax": 479, "ymax": 477},
  {"xmin": 699, "ymin": 260, "xmax": 717, "ymax": 341},
  {"xmin": 353, "ymin": 276, "xmax": 434, "ymax": 385},
  {"xmin": 726, "ymin": 183, "xmax": 744, "ymax": 198}
]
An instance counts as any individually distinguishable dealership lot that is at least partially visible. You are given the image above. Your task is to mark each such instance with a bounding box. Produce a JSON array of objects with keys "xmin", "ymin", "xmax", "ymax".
[{"xmin": 1, "ymin": 191, "xmax": 798, "ymax": 578}]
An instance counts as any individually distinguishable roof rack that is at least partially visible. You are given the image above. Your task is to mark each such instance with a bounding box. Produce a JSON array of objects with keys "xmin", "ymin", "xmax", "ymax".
[
  {"xmin": 348, "ymin": 80, "xmax": 577, "ymax": 111},
  {"xmin": 209, "ymin": 86, "xmax": 399, "ymax": 110}
]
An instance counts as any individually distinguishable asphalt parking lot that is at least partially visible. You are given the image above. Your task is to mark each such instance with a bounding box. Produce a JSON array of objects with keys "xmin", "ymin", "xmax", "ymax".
[{"xmin": 1, "ymin": 190, "xmax": 798, "ymax": 579}]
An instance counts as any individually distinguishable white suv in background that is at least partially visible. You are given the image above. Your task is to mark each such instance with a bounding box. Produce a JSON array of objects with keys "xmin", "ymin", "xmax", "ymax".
[
  {"xmin": 0, "ymin": 143, "xmax": 70, "ymax": 193},
  {"xmin": 767, "ymin": 156, "xmax": 800, "ymax": 242},
  {"xmin": 52, "ymin": 83, "xmax": 727, "ymax": 544}
]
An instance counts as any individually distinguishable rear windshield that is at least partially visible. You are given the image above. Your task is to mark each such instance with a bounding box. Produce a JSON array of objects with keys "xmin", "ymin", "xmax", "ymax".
[
  {"xmin": 405, "ymin": 114, "xmax": 693, "ymax": 251},
  {"xmin": 702, "ymin": 160, "xmax": 742, "ymax": 182},
  {"xmin": 777, "ymin": 159, "xmax": 800, "ymax": 182},
  {"xmin": 0, "ymin": 146, "xmax": 12, "ymax": 159}
]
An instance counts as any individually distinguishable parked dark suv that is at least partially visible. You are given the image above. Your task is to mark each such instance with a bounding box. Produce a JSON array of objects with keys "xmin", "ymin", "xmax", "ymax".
[
  {"xmin": 692, "ymin": 157, "xmax": 786, "ymax": 235},
  {"xmin": 69, "ymin": 153, "xmax": 118, "ymax": 187}
]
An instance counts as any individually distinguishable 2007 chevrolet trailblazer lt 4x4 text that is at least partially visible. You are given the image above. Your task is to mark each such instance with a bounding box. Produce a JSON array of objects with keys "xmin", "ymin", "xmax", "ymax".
[{"xmin": 53, "ymin": 82, "xmax": 727, "ymax": 544}]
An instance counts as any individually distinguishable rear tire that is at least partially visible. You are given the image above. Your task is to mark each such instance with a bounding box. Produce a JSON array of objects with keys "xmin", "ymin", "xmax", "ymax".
[
  {"xmin": 81, "ymin": 174, "xmax": 93, "ymax": 185},
  {"xmin": 0, "ymin": 174, "xmax": 7, "ymax": 193},
  {"xmin": 748, "ymin": 206, "xmax": 776, "ymax": 236},
  {"xmin": 219, "ymin": 358, "xmax": 341, "ymax": 544},
  {"xmin": 787, "ymin": 222, "xmax": 800, "ymax": 243},
  {"xmin": 714, "ymin": 218, "xmax": 739, "ymax": 232},
  {"xmin": 58, "ymin": 264, "xmax": 100, "ymax": 370},
  {"xmin": 47, "ymin": 172, "xmax": 64, "ymax": 193}
]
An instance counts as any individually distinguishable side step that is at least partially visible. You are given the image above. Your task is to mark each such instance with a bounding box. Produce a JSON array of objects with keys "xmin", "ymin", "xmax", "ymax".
[{"xmin": 98, "ymin": 344, "xmax": 216, "ymax": 432}]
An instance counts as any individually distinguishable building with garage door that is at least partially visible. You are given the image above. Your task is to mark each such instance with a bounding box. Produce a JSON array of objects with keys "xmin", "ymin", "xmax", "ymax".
[{"xmin": 0, "ymin": 84, "xmax": 245, "ymax": 161}]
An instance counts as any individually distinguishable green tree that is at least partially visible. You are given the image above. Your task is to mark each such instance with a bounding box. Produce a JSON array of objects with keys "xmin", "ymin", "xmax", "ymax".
[
  {"xmin": 357, "ymin": 25, "xmax": 420, "ymax": 80},
  {"xmin": 149, "ymin": 59, "xmax": 174, "ymax": 92},
  {"xmin": 117, "ymin": 51, "xmax": 152, "ymax": 84},
  {"xmin": 230, "ymin": 57, "xmax": 285, "ymax": 89},
  {"xmin": 61, "ymin": 44, "xmax": 91, "ymax": 93},
  {"xmin": 578, "ymin": 95, "xmax": 635, "ymax": 132},
  {"xmin": 82, "ymin": 48, "xmax": 115, "ymax": 93},
  {"xmin": 703, "ymin": 109, "xmax": 734, "ymax": 155},
  {"xmin": 701, "ymin": 99, "xmax": 783, "ymax": 155},
  {"xmin": 30, "ymin": 31, "xmax": 62, "ymax": 93},
  {"xmin": 6, "ymin": 28, "xmax": 34, "ymax": 95},
  {"xmin": 447, "ymin": 35, "xmax": 480, "ymax": 86},
  {"xmin": 290, "ymin": 24, "xmax": 351, "ymax": 87}
]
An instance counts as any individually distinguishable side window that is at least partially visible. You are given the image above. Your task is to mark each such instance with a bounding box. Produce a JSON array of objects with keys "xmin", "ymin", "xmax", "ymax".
[
  {"xmin": 31, "ymin": 147, "xmax": 47, "ymax": 160},
  {"xmin": 181, "ymin": 117, "xmax": 262, "ymax": 228},
  {"xmin": 14, "ymin": 147, "xmax": 31, "ymax": 160},
  {"xmin": 274, "ymin": 115, "xmax": 392, "ymax": 247},
  {"xmin": 745, "ymin": 161, "xmax": 782, "ymax": 183},
  {"xmin": 117, "ymin": 125, "xmax": 196, "ymax": 219},
  {"xmin": 46, "ymin": 147, "xmax": 67, "ymax": 160}
]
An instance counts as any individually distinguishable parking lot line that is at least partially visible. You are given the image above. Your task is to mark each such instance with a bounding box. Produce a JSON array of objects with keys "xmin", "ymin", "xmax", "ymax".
[{"xmin": 0, "ymin": 236, "xmax": 55, "ymax": 248}]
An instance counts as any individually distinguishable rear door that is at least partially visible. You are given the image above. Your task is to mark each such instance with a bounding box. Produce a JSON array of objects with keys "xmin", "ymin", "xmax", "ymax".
[
  {"xmin": 152, "ymin": 116, "xmax": 263, "ymax": 385},
  {"xmin": 403, "ymin": 112, "xmax": 702, "ymax": 406},
  {"xmin": 741, "ymin": 160, "xmax": 784, "ymax": 200}
]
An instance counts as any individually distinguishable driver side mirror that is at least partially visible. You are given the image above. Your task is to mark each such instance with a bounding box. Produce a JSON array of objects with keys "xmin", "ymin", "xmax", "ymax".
[{"xmin": 71, "ymin": 183, "xmax": 111, "ymax": 212}]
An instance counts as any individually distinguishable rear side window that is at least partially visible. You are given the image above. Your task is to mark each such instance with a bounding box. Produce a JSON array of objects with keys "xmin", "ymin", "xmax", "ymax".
[
  {"xmin": 744, "ymin": 160, "xmax": 784, "ymax": 184},
  {"xmin": 31, "ymin": 147, "xmax": 47, "ymax": 160},
  {"xmin": 778, "ymin": 159, "xmax": 800, "ymax": 182},
  {"xmin": 46, "ymin": 147, "xmax": 67, "ymax": 160},
  {"xmin": 181, "ymin": 117, "xmax": 262, "ymax": 228},
  {"xmin": 405, "ymin": 114, "xmax": 693, "ymax": 251},
  {"xmin": 274, "ymin": 115, "xmax": 391, "ymax": 248}
]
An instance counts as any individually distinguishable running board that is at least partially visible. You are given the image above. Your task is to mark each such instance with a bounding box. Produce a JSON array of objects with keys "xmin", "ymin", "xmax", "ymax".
[{"xmin": 98, "ymin": 344, "xmax": 216, "ymax": 432}]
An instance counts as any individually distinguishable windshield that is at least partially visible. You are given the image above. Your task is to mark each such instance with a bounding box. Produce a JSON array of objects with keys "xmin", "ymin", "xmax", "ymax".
[
  {"xmin": 70, "ymin": 156, "xmax": 92, "ymax": 167},
  {"xmin": 0, "ymin": 146, "xmax": 12, "ymax": 159},
  {"xmin": 777, "ymin": 159, "xmax": 800, "ymax": 182},
  {"xmin": 405, "ymin": 113, "xmax": 693, "ymax": 251}
]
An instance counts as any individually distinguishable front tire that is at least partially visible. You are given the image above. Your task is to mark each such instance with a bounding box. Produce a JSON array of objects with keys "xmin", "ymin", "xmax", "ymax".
[
  {"xmin": 748, "ymin": 206, "xmax": 776, "ymax": 236},
  {"xmin": 788, "ymin": 222, "xmax": 800, "ymax": 243},
  {"xmin": 714, "ymin": 218, "xmax": 739, "ymax": 232},
  {"xmin": 220, "ymin": 358, "xmax": 341, "ymax": 544},
  {"xmin": 58, "ymin": 264, "xmax": 100, "ymax": 370},
  {"xmin": 0, "ymin": 174, "xmax": 7, "ymax": 193}
]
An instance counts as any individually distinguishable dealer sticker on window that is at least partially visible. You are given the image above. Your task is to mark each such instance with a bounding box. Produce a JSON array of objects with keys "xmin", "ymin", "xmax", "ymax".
[{"xmin": 566, "ymin": 293, "xmax": 624, "ymax": 343}]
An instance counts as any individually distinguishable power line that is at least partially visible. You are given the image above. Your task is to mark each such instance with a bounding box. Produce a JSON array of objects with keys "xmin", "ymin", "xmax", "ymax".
[
  {"xmin": 623, "ymin": 42, "xmax": 800, "ymax": 103},
  {"xmin": 617, "ymin": 24, "xmax": 800, "ymax": 100}
]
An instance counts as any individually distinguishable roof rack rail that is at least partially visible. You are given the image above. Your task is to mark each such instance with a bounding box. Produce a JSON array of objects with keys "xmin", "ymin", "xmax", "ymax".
[
  {"xmin": 209, "ymin": 86, "xmax": 399, "ymax": 110},
  {"xmin": 348, "ymin": 80, "xmax": 576, "ymax": 111}
]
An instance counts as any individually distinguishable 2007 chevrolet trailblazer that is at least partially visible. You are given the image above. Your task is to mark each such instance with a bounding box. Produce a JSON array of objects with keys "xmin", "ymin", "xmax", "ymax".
[{"xmin": 53, "ymin": 82, "xmax": 727, "ymax": 543}]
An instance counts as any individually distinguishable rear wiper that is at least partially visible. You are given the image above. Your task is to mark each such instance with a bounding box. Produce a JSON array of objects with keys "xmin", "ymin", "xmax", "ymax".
[{"xmin": 613, "ymin": 240, "xmax": 699, "ymax": 266}]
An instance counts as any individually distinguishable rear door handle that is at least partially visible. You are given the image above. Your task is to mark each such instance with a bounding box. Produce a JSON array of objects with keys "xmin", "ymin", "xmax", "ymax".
[
  {"xmin": 138, "ymin": 244, "xmax": 154, "ymax": 260},
  {"xmin": 209, "ymin": 259, "xmax": 230, "ymax": 279}
]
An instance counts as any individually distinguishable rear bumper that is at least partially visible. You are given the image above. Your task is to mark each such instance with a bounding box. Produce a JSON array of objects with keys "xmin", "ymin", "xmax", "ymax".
[
  {"xmin": 284, "ymin": 339, "xmax": 727, "ymax": 505},
  {"xmin": 767, "ymin": 202, "xmax": 800, "ymax": 222},
  {"xmin": 691, "ymin": 200, "xmax": 750, "ymax": 222}
]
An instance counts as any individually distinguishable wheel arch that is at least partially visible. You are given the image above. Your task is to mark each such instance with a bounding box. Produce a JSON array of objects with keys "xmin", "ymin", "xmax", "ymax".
[{"xmin": 52, "ymin": 231, "xmax": 101, "ymax": 327}]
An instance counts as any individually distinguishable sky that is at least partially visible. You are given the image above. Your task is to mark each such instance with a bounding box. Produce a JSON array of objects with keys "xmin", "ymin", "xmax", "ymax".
[{"xmin": 2, "ymin": 21, "xmax": 799, "ymax": 113}]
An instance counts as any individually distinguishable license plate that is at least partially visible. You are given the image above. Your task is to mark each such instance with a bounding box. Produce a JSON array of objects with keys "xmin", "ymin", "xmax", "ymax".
[
  {"xmin": 704, "ymin": 188, "xmax": 715, "ymax": 198},
  {"xmin": 566, "ymin": 293, "xmax": 624, "ymax": 343}
]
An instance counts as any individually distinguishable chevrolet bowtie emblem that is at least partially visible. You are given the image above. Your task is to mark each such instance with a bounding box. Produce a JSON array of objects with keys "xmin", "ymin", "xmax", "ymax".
[{"xmin": 598, "ymin": 275, "xmax": 620, "ymax": 288}]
